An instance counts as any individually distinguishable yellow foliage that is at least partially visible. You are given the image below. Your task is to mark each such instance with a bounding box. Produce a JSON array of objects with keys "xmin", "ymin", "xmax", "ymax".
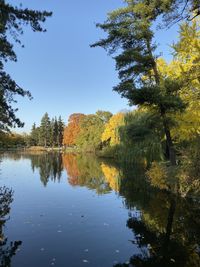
[
  {"xmin": 101, "ymin": 113, "xmax": 125, "ymax": 146},
  {"xmin": 101, "ymin": 163, "xmax": 121, "ymax": 192},
  {"xmin": 155, "ymin": 20, "xmax": 200, "ymax": 141},
  {"xmin": 147, "ymin": 162, "xmax": 168, "ymax": 190}
]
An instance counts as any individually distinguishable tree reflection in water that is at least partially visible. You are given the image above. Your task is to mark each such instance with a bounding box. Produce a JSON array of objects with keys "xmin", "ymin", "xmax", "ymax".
[
  {"xmin": 0, "ymin": 186, "xmax": 22, "ymax": 267},
  {"xmin": 62, "ymin": 153, "xmax": 111, "ymax": 194},
  {"xmin": 31, "ymin": 153, "xmax": 63, "ymax": 186},
  {"xmin": 62, "ymin": 153, "xmax": 200, "ymax": 267},
  {"xmin": 0, "ymin": 152, "xmax": 64, "ymax": 186},
  {"xmin": 1, "ymin": 152, "xmax": 200, "ymax": 266},
  {"xmin": 114, "ymin": 165, "xmax": 200, "ymax": 267}
]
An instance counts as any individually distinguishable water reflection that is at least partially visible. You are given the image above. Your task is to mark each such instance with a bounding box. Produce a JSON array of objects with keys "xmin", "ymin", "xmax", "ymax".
[
  {"xmin": 101, "ymin": 163, "xmax": 122, "ymax": 192},
  {"xmin": 115, "ymin": 168, "xmax": 200, "ymax": 267},
  {"xmin": 0, "ymin": 152, "xmax": 200, "ymax": 266},
  {"xmin": 62, "ymin": 154, "xmax": 200, "ymax": 266},
  {"xmin": 1, "ymin": 152, "xmax": 63, "ymax": 186},
  {"xmin": 62, "ymin": 153, "xmax": 111, "ymax": 194},
  {"xmin": 0, "ymin": 186, "xmax": 22, "ymax": 267},
  {"xmin": 30, "ymin": 153, "xmax": 63, "ymax": 186}
]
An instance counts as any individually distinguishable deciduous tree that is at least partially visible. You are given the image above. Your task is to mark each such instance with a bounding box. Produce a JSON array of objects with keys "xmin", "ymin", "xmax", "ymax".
[
  {"xmin": 102, "ymin": 113, "xmax": 124, "ymax": 146},
  {"xmin": 63, "ymin": 113, "xmax": 85, "ymax": 147}
]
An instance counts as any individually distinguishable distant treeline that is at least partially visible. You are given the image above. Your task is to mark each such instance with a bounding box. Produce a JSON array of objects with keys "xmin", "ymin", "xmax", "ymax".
[
  {"xmin": 0, "ymin": 113, "xmax": 64, "ymax": 149},
  {"xmin": 29, "ymin": 113, "xmax": 64, "ymax": 147}
]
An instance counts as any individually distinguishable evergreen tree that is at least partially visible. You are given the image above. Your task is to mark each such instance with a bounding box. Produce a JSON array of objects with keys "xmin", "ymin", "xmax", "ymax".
[
  {"xmin": 30, "ymin": 123, "xmax": 38, "ymax": 146},
  {"xmin": 91, "ymin": 0, "xmax": 186, "ymax": 165},
  {"xmin": 40, "ymin": 113, "xmax": 51, "ymax": 147},
  {"xmin": 53, "ymin": 117, "xmax": 59, "ymax": 147},
  {"xmin": 57, "ymin": 116, "xmax": 64, "ymax": 147},
  {"xmin": 148, "ymin": 0, "xmax": 200, "ymax": 26},
  {"xmin": 49, "ymin": 118, "xmax": 55, "ymax": 147},
  {"xmin": 0, "ymin": 1, "xmax": 52, "ymax": 131}
]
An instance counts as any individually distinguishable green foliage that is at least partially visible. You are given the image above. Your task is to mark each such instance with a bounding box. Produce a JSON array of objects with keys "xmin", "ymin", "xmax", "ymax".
[
  {"xmin": 0, "ymin": 131, "xmax": 26, "ymax": 148},
  {"xmin": 39, "ymin": 113, "xmax": 51, "ymax": 147},
  {"xmin": 57, "ymin": 116, "xmax": 64, "ymax": 147},
  {"xmin": 28, "ymin": 123, "xmax": 39, "ymax": 146},
  {"xmin": 91, "ymin": 0, "xmax": 187, "ymax": 165},
  {"xmin": 28, "ymin": 113, "xmax": 64, "ymax": 148},
  {"xmin": 76, "ymin": 111, "xmax": 110, "ymax": 152},
  {"xmin": 96, "ymin": 110, "xmax": 112, "ymax": 123},
  {"xmin": 99, "ymin": 109, "xmax": 166, "ymax": 164},
  {"xmin": 177, "ymin": 137, "xmax": 200, "ymax": 197},
  {"xmin": 30, "ymin": 153, "xmax": 63, "ymax": 186}
]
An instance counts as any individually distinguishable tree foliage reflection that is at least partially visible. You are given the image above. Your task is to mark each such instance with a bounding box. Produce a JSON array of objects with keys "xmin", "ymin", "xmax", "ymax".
[{"xmin": 0, "ymin": 186, "xmax": 22, "ymax": 267}]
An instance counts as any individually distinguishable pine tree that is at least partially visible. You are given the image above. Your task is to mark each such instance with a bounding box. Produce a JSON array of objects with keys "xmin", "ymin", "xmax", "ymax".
[
  {"xmin": 53, "ymin": 117, "xmax": 59, "ymax": 147},
  {"xmin": 57, "ymin": 116, "xmax": 64, "ymax": 147},
  {"xmin": 40, "ymin": 113, "xmax": 51, "ymax": 147},
  {"xmin": 30, "ymin": 123, "xmax": 38, "ymax": 146},
  {"xmin": 135, "ymin": 0, "xmax": 200, "ymax": 27},
  {"xmin": 91, "ymin": 1, "xmax": 186, "ymax": 165},
  {"xmin": 49, "ymin": 118, "xmax": 55, "ymax": 147}
]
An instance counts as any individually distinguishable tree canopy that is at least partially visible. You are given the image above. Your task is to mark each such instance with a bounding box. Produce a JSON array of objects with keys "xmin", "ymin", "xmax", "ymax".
[{"xmin": 91, "ymin": 0, "xmax": 188, "ymax": 165}]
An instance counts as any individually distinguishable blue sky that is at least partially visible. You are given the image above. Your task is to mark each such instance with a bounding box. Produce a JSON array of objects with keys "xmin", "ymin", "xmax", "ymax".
[{"xmin": 6, "ymin": 0, "xmax": 179, "ymax": 133}]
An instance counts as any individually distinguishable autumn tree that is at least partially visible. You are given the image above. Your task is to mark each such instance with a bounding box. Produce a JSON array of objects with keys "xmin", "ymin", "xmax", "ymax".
[
  {"xmin": 63, "ymin": 113, "xmax": 85, "ymax": 147},
  {"xmin": 96, "ymin": 110, "xmax": 112, "ymax": 123},
  {"xmin": 0, "ymin": 1, "xmax": 52, "ymax": 131},
  {"xmin": 91, "ymin": 0, "xmax": 187, "ymax": 165},
  {"xmin": 170, "ymin": 20, "xmax": 200, "ymax": 141},
  {"xmin": 102, "ymin": 113, "xmax": 125, "ymax": 146},
  {"xmin": 76, "ymin": 112, "xmax": 107, "ymax": 152}
]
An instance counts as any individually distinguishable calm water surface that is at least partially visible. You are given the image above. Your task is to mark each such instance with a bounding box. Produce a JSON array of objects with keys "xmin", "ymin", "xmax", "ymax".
[{"xmin": 0, "ymin": 152, "xmax": 200, "ymax": 267}]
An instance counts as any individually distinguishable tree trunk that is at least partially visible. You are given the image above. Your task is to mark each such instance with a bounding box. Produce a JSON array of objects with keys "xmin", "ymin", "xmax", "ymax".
[
  {"xmin": 146, "ymin": 38, "xmax": 177, "ymax": 166},
  {"xmin": 161, "ymin": 111, "xmax": 177, "ymax": 165}
]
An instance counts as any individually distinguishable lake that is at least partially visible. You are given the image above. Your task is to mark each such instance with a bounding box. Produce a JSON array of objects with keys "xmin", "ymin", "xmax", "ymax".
[{"xmin": 0, "ymin": 152, "xmax": 200, "ymax": 267}]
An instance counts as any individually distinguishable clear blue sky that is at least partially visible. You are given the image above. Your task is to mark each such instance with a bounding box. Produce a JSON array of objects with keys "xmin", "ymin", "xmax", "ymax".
[{"xmin": 5, "ymin": 0, "xmax": 179, "ymax": 133}]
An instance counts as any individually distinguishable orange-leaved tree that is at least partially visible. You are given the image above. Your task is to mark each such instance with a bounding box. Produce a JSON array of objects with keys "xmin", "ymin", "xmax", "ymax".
[{"xmin": 63, "ymin": 113, "xmax": 85, "ymax": 147}]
